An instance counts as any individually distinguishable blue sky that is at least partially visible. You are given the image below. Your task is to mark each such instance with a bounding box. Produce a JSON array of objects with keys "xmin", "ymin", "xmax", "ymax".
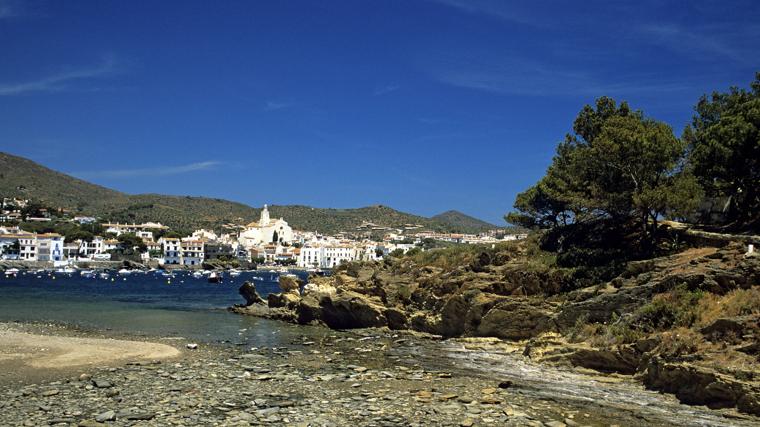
[{"xmin": 1, "ymin": 0, "xmax": 758, "ymax": 225}]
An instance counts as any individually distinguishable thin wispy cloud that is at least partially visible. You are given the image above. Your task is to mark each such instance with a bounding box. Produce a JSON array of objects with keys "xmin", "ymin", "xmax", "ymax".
[
  {"xmin": 427, "ymin": 0, "xmax": 538, "ymax": 26},
  {"xmin": 638, "ymin": 24, "xmax": 751, "ymax": 63},
  {"xmin": 0, "ymin": 56, "xmax": 121, "ymax": 96},
  {"xmin": 427, "ymin": 53, "xmax": 692, "ymax": 97},
  {"xmin": 373, "ymin": 84, "xmax": 400, "ymax": 96},
  {"xmin": 264, "ymin": 101, "xmax": 292, "ymax": 111},
  {"xmin": 71, "ymin": 161, "xmax": 222, "ymax": 179}
]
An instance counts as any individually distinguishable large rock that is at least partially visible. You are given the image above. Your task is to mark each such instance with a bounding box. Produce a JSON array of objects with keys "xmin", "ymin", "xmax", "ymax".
[
  {"xmin": 302, "ymin": 282, "xmax": 337, "ymax": 298},
  {"xmin": 267, "ymin": 291, "xmax": 300, "ymax": 309},
  {"xmin": 643, "ymin": 357, "xmax": 760, "ymax": 415},
  {"xmin": 278, "ymin": 275, "xmax": 301, "ymax": 293},
  {"xmin": 239, "ymin": 281, "xmax": 266, "ymax": 306},
  {"xmin": 476, "ymin": 299, "xmax": 557, "ymax": 340},
  {"xmin": 297, "ymin": 291, "xmax": 388, "ymax": 329},
  {"xmin": 700, "ymin": 316, "xmax": 756, "ymax": 342}
]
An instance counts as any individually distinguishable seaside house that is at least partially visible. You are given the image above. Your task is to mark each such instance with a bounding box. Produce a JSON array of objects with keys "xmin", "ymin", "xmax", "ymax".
[
  {"xmin": 180, "ymin": 239, "xmax": 205, "ymax": 266},
  {"xmin": 159, "ymin": 237, "xmax": 181, "ymax": 265},
  {"xmin": 14, "ymin": 233, "xmax": 65, "ymax": 262},
  {"xmin": 36, "ymin": 234, "xmax": 65, "ymax": 262}
]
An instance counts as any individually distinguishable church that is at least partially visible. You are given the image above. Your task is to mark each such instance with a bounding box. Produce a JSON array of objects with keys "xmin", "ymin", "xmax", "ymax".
[{"xmin": 238, "ymin": 205, "xmax": 293, "ymax": 249}]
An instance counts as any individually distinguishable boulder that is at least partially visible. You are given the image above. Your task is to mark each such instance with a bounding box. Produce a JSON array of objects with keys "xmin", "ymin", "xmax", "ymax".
[
  {"xmin": 476, "ymin": 299, "xmax": 557, "ymax": 340},
  {"xmin": 239, "ymin": 281, "xmax": 266, "ymax": 306},
  {"xmin": 278, "ymin": 275, "xmax": 301, "ymax": 293},
  {"xmin": 267, "ymin": 291, "xmax": 301, "ymax": 309},
  {"xmin": 297, "ymin": 291, "xmax": 388, "ymax": 329},
  {"xmin": 302, "ymin": 282, "xmax": 337, "ymax": 298},
  {"xmin": 385, "ymin": 307, "xmax": 408, "ymax": 330}
]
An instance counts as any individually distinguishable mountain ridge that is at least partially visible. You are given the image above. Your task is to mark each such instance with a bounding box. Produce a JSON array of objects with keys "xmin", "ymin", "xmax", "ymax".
[
  {"xmin": 0, "ymin": 152, "xmax": 499, "ymax": 234},
  {"xmin": 431, "ymin": 210, "xmax": 496, "ymax": 232}
]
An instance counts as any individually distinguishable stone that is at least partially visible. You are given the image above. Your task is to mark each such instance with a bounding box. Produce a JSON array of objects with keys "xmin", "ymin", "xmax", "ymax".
[
  {"xmin": 476, "ymin": 299, "xmax": 557, "ymax": 340},
  {"xmin": 239, "ymin": 281, "xmax": 266, "ymax": 306},
  {"xmin": 94, "ymin": 410, "xmax": 115, "ymax": 422},
  {"xmin": 187, "ymin": 343, "xmax": 199, "ymax": 350},
  {"xmin": 125, "ymin": 412, "xmax": 156, "ymax": 420},
  {"xmin": 92, "ymin": 379, "xmax": 112, "ymax": 389}
]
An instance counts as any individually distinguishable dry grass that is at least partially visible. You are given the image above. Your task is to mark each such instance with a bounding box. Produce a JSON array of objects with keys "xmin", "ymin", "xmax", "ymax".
[
  {"xmin": 657, "ymin": 327, "xmax": 704, "ymax": 358},
  {"xmin": 695, "ymin": 288, "xmax": 760, "ymax": 327}
]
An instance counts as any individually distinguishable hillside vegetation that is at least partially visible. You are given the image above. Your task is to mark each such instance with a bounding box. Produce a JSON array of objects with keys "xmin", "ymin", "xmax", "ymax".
[
  {"xmin": 0, "ymin": 152, "xmax": 494, "ymax": 234},
  {"xmin": 431, "ymin": 210, "xmax": 495, "ymax": 232}
]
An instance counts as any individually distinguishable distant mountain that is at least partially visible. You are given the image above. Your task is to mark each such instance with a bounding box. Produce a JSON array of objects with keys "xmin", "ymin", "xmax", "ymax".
[
  {"xmin": 431, "ymin": 210, "xmax": 496, "ymax": 232},
  {"xmin": 0, "ymin": 152, "xmax": 491, "ymax": 234}
]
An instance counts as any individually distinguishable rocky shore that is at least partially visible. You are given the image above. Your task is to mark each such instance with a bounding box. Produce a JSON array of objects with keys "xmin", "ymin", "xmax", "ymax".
[
  {"xmin": 2, "ymin": 322, "xmax": 757, "ymax": 426},
  {"xmin": 231, "ymin": 241, "xmax": 760, "ymax": 418}
]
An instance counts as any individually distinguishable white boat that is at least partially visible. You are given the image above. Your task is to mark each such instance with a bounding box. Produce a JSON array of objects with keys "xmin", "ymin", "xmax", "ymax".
[
  {"xmin": 191, "ymin": 271, "xmax": 203, "ymax": 279},
  {"xmin": 207, "ymin": 271, "xmax": 221, "ymax": 283},
  {"xmin": 117, "ymin": 269, "xmax": 131, "ymax": 275},
  {"xmin": 99, "ymin": 272, "xmax": 110, "ymax": 280},
  {"xmin": 80, "ymin": 270, "xmax": 96, "ymax": 278},
  {"xmin": 162, "ymin": 271, "xmax": 175, "ymax": 278},
  {"xmin": 229, "ymin": 269, "xmax": 241, "ymax": 277},
  {"xmin": 4, "ymin": 268, "xmax": 20, "ymax": 278}
]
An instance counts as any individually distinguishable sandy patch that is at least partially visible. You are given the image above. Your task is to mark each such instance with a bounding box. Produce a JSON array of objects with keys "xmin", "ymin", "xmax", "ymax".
[{"xmin": 0, "ymin": 329, "xmax": 180, "ymax": 370}]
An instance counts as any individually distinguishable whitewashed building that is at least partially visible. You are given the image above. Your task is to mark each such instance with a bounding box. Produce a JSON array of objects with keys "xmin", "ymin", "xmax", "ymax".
[
  {"xmin": 180, "ymin": 239, "xmax": 204, "ymax": 266},
  {"xmin": 160, "ymin": 237, "xmax": 181, "ymax": 265},
  {"xmin": 238, "ymin": 205, "xmax": 293, "ymax": 249},
  {"xmin": 15, "ymin": 233, "xmax": 65, "ymax": 262}
]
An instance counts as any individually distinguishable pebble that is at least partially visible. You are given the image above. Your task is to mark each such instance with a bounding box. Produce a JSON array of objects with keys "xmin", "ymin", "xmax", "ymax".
[{"xmin": 94, "ymin": 410, "xmax": 115, "ymax": 422}]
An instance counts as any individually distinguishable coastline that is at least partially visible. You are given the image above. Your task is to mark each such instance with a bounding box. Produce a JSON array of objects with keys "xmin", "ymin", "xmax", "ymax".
[{"xmin": 1, "ymin": 321, "xmax": 757, "ymax": 426}]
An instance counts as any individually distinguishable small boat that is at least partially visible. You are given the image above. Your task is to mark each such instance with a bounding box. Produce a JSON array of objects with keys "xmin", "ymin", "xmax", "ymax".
[
  {"xmin": 162, "ymin": 271, "xmax": 175, "ymax": 278},
  {"xmin": 4, "ymin": 268, "xmax": 20, "ymax": 278},
  {"xmin": 99, "ymin": 272, "xmax": 110, "ymax": 280},
  {"xmin": 229, "ymin": 269, "xmax": 241, "ymax": 277},
  {"xmin": 191, "ymin": 271, "xmax": 203, "ymax": 279},
  {"xmin": 207, "ymin": 271, "xmax": 221, "ymax": 283},
  {"xmin": 80, "ymin": 270, "xmax": 96, "ymax": 278},
  {"xmin": 118, "ymin": 269, "xmax": 131, "ymax": 275}
]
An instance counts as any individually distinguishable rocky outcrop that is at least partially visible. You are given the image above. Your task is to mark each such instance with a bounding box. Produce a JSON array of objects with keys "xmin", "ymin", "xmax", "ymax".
[
  {"xmin": 643, "ymin": 357, "xmax": 760, "ymax": 415},
  {"xmin": 238, "ymin": 281, "xmax": 266, "ymax": 306},
  {"xmin": 475, "ymin": 300, "xmax": 557, "ymax": 340}
]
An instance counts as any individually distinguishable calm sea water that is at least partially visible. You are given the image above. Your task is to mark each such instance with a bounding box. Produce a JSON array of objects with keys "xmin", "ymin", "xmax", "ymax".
[{"xmin": 0, "ymin": 270, "xmax": 314, "ymax": 346}]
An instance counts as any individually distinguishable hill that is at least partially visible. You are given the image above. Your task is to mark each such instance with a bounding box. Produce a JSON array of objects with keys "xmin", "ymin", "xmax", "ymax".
[
  {"xmin": 431, "ymin": 210, "xmax": 495, "ymax": 232},
  {"xmin": 0, "ymin": 152, "xmax": 491, "ymax": 234}
]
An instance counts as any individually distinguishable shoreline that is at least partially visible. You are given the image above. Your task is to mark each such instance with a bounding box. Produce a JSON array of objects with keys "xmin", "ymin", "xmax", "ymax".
[{"xmin": 1, "ymin": 321, "xmax": 758, "ymax": 426}]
